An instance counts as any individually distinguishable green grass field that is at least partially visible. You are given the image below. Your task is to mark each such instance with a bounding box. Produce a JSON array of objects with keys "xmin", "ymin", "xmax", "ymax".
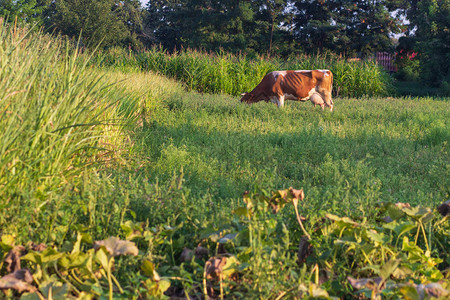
[
  {"xmin": 135, "ymin": 93, "xmax": 448, "ymax": 211},
  {"xmin": 1, "ymin": 25, "xmax": 449, "ymax": 299}
]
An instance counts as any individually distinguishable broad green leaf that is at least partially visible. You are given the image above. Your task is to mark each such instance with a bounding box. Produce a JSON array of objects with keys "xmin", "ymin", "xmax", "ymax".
[
  {"xmin": 401, "ymin": 237, "xmax": 423, "ymax": 255},
  {"xmin": 219, "ymin": 233, "xmax": 237, "ymax": 244},
  {"xmin": 81, "ymin": 233, "xmax": 93, "ymax": 244},
  {"xmin": 392, "ymin": 266, "xmax": 413, "ymax": 279},
  {"xmin": 158, "ymin": 279, "xmax": 171, "ymax": 294},
  {"xmin": 121, "ymin": 220, "xmax": 143, "ymax": 240},
  {"xmin": 95, "ymin": 248, "xmax": 110, "ymax": 270},
  {"xmin": 141, "ymin": 260, "xmax": 156, "ymax": 279},
  {"xmin": 0, "ymin": 235, "xmax": 15, "ymax": 251},
  {"xmin": 401, "ymin": 237, "xmax": 424, "ymax": 262},
  {"xmin": 379, "ymin": 258, "xmax": 401, "ymax": 280},
  {"xmin": 383, "ymin": 221, "xmax": 416, "ymax": 238},
  {"xmin": 21, "ymin": 252, "xmax": 41, "ymax": 264},
  {"xmin": 399, "ymin": 285, "xmax": 420, "ymax": 300},
  {"xmin": 67, "ymin": 252, "xmax": 90, "ymax": 269},
  {"xmin": 173, "ymin": 236, "xmax": 185, "ymax": 250},
  {"xmin": 233, "ymin": 207, "xmax": 251, "ymax": 218},
  {"xmin": 39, "ymin": 281, "xmax": 68, "ymax": 300},
  {"xmin": 221, "ymin": 255, "xmax": 239, "ymax": 279},
  {"xmin": 385, "ymin": 203, "xmax": 406, "ymax": 220},
  {"xmin": 235, "ymin": 228, "xmax": 249, "ymax": 246},
  {"xmin": 71, "ymin": 232, "xmax": 83, "ymax": 255},
  {"xmin": 144, "ymin": 278, "xmax": 170, "ymax": 297},
  {"xmin": 40, "ymin": 248, "xmax": 64, "ymax": 264},
  {"xmin": 402, "ymin": 206, "xmax": 432, "ymax": 220},
  {"xmin": 366, "ymin": 229, "xmax": 388, "ymax": 244},
  {"xmin": 326, "ymin": 214, "xmax": 359, "ymax": 227},
  {"xmin": 20, "ymin": 293, "xmax": 41, "ymax": 300}
]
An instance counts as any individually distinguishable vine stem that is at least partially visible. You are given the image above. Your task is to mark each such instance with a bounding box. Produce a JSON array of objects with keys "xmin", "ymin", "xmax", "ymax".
[
  {"xmin": 203, "ymin": 262, "xmax": 208, "ymax": 300},
  {"xmin": 293, "ymin": 198, "xmax": 311, "ymax": 240},
  {"xmin": 108, "ymin": 258, "xmax": 113, "ymax": 300}
]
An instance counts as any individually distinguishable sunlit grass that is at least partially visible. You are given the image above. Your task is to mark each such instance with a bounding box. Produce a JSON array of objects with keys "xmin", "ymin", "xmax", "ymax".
[
  {"xmin": 132, "ymin": 93, "xmax": 449, "ymax": 220},
  {"xmin": 0, "ymin": 21, "xmax": 182, "ymax": 240}
]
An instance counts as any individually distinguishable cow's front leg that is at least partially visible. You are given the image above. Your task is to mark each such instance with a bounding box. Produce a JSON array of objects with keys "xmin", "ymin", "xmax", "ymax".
[
  {"xmin": 278, "ymin": 94, "xmax": 285, "ymax": 107},
  {"xmin": 269, "ymin": 95, "xmax": 284, "ymax": 107},
  {"xmin": 270, "ymin": 94, "xmax": 285, "ymax": 107}
]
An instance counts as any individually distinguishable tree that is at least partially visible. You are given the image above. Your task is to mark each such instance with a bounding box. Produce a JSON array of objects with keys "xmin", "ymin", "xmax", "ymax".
[
  {"xmin": 411, "ymin": 0, "xmax": 449, "ymax": 86},
  {"xmin": 253, "ymin": 0, "xmax": 293, "ymax": 56},
  {"xmin": 0, "ymin": 0, "xmax": 47, "ymax": 25},
  {"xmin": 292, "ymin": 0, "xmax": 403, "ymax": 56},
  {"xmin": 113, "ymin": 0, "xmax": 147, "ymax": 50},
  {"xmin": 144, "ymin": 0, "xmax": 293, "ymax": 55},
  {"xmin": 45, "ymin": 0, "xmax": 145, "ymax": 49}
]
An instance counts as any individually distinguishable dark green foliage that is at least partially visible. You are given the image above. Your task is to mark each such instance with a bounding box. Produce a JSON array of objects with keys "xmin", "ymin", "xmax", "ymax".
[
  {"xmin": 0, "ymin": 0, "xmax": 48, "ymax": 25},
  {"xmin": 44, "ymin": 0, "xmax": 145, "ymax": 48},
  {"xmin": 412, "ymin": 0, "xmax": 449, "ymax": 87},
  {"xmin": 144, "ymin": 0, "xmax": 294, "ymax": 56},
  {"xmin": 293, "ymin": 0, "xmax": 403, "ymax": 56},
  {"xmin": 394, "ymin": 0, "xmax": 449, "ymax": 91}
]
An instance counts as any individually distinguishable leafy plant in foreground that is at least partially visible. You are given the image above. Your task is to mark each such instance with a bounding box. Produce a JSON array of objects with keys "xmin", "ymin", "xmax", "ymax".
[{"xmin": 0, "ymin": 190, "xmax": 448, "ymax": 299}]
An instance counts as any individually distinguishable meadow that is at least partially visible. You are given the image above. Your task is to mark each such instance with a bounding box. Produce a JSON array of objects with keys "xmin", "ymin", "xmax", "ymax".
[{"xmin": 0, "ymin": 24, "xmax": 449, "ymax": 299}]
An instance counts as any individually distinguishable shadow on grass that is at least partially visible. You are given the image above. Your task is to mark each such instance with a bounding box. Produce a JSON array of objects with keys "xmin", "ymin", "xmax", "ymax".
[{"xmin": 394, "ymin": 80, "xmax": 444, "ymax": 97}]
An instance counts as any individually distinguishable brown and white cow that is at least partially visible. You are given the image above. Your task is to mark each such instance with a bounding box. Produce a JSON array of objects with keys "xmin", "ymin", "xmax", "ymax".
[{"xmin": 240, "ymin": 70, "xmax": 334, "ymax": 111}]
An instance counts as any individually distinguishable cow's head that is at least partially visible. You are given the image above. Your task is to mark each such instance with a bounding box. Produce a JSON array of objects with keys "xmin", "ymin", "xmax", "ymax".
[
  {"xmin": 323, "ymin": 92, "xmax": 334, "ymax": 112},
  {"xmin": 240, "ymin": 92, "xmax": 255, "ymax": 104},
  {"xmin": 328, "ymin": 99, "xmax": 334, "ymax": 112}
]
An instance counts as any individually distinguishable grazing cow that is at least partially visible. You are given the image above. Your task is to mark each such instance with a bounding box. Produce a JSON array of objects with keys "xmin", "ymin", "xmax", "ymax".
[{"xmin": 240, "ymin": 70, "xmax": 334, "ymax": 111}]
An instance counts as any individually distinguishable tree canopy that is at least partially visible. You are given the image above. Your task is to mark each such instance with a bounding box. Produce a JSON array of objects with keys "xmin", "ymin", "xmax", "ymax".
[{"xmin": 0, "ymin": 0, "xmax": 448, "ymax": 86}]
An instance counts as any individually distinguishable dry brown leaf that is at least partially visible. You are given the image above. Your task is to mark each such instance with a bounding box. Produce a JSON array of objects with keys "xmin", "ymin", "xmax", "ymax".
[
  {"xmin": 347, "ymin": 276, "xmax": 383, "ymax": 291},
  {"xmin": 422, "ymin": 282, "xmax": 449, "ymax": 298},
  {"xmin": 437, "ymin": 200, "xmax": 450, "ymax": 217},
  {"xmin": 30, "ymin": 243, "xmax": 47, "ymax": 252},
  {"xmin": 4, "ymin": 246, "xmax": 25, "ymax": 273},
  {"xmin": 27, "ymin": 242, "xmax": 47, "ymax": 252},
  {"xmin": 395, "ymin": 202, "xmax": 411, "ymax": 209},
  {"xmin": 289, "ymin": 188, "xmax": 305, "ymax": 201},
  {"xmin": 180, "ymin": 248, "xmax": 194, "ymax": 263},
  {"xmin": 383, "ymin": 216, "xmax": 393, "ymax": 223},
  {"xmin": 0, "ymin": 269, "xmax": 36, "ymax": 293},
  {"xmin": 195, "ymin": 246, "xmax": 209, "ymax": 260},
  {"xmin": 205, "ymin": 257, "xmax": 228, "ymax": 280},
  {"xmin": 94, "ymin": 237, "xmax": 139, "ymax": 256},
  {"xmin": 205, "ymin": 255, "xmax": 239, "ymax": 282},
  {"xmin": 297, "ymin": 236, "xmax": 313, "ymax": 266}
]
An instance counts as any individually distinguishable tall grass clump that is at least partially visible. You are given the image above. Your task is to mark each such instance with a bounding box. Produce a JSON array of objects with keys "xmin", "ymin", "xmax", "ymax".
[
  {"xmin": 94, "ymin": 46, "xmax": 393, "ymax": 97},
  {"xmin": 0, "ymin": 21, "xmax": 126, "ymax": 237}
]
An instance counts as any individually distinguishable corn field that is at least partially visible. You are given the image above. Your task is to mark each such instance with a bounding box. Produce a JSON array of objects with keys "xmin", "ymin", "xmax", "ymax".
[{"xmin": 93, "ymin": 46, "xmax": 394, "ymax": 98}]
